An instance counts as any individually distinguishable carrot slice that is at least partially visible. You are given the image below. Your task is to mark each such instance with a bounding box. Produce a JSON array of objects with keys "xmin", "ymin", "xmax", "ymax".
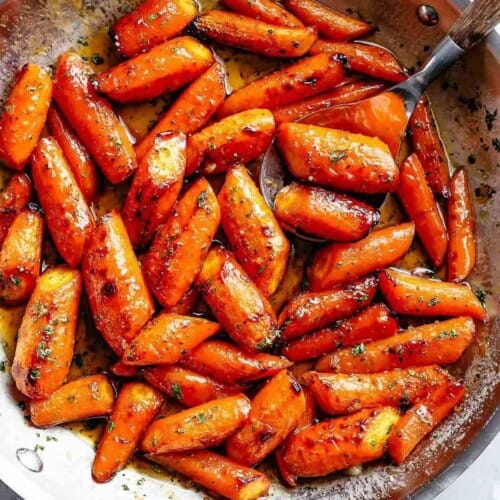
[
  {"xmin": 109, "ymin": 360, "xmax": 138, "ymax": 379},
  {"xmin": 164, "ymin": 287, "xmax": 199, "ymax": 315},
  {"xmin": 221, "ymin": 0, "xmax": 303, "ymax": 27}
]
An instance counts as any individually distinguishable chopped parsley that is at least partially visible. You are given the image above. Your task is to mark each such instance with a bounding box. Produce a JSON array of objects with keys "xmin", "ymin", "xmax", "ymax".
[
  {"xmin": 475, "ymin": 288, "xmax": 487, "ymax": 307},
  {"xmin": 90, "ymin": 53, "xmax": 105, "ymax": 65},
  {"xmin": 171, "ymin": 383, "xmax": 183, "ymax": 400},
  {"xmin": 329, "ymin": 150, "xmax": 348, "ymax": 164},
  {"xmin": 351, "ymin": 343, "xmax": 365, "ymax": 356}
]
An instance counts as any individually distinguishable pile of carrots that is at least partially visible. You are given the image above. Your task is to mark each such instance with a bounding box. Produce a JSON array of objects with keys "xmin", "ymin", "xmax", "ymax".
[{"xmin": 0, "ymin": 0, "xmax": 486, "ymax": 498}]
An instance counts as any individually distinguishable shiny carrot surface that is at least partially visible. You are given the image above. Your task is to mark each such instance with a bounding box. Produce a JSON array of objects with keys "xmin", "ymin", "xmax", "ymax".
[{"xmin": 221, "ymin": 0, "xmax": 303, "ymax": 27}]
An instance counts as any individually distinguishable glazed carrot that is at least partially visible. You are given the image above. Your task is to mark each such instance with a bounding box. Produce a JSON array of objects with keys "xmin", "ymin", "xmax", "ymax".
[
  {"xmin": 141, "ymin": 394, "xmax": 251, "ymax": 453},
  {"xmin": 11, "ymin": 267, "xmax": 81, "ymax": 399},
  {"xmin": 282, "ymin": 406, "xmax": 400, "ymax": 477},
  {"xmin": 185, "ymin": 109, "xmax": 275, "ymax": 176},
  {"xmin": 94, "ymin": 36, "xmax": 214, "ymax": 103},
  {"xmin": 195, "ymin": 246, "xmax": 279, "ymax": 352},
  {"xmin": 110, "ymin": 0, "xmax": 198, "ymax": 57},
  {"xmin": 226, "ymin": 370, "xmax": 306, "ymax": 466},
  {"xmin": 143, "ymin": 178, "xmax": 220, "ymax": 308},
  {"xmin": 147, "ymin": 450, "xmax": 270, "ymax": 500},
  {"xmin": 53, "ymin": 53, "xmax": 137, "ymax": 184},
  {"xmin": 31, "ymin": 137, "xmax": 95, "ymax": 268},
  {"xmin": 409, "ymin": 98, "xmax": 450, "ymax": 198},
  {"xmin": 218, "ymin": 166, "xmax": 290, "ymax": 297},
  {"xmin": 379, "ymin": 268, "xmax": 486, "ymax": 320},
  {"xmin": 273, "ymin": 79, "xmax": 387, "ymax": 125},
  {"xmin": 30, "ymin": 374, "xmax": 115, "ymax": 427},
  {"xmin": 447, "ymin": 168, "xmax": 476, "ymax": 282},
  {"xmin": 216, "ymin": 53, "xmax": 345, "ymax": 118},
  {"xmin": 194, "ymin": 10, "xmax": 317, "ymax": 58},
  {"xmin": 304, "ymin": 366, "xmax": 451, "ymax": 415},
  {"xmin": 0, "ymin": 64, "xmax": 52, "ymax": 171},
  {"xmin": 397, "ymin": 154, "xmax": 448, "ymax": 267},
  {"xmin": 315, "ymin": 316, "xmax": 475, "ymax": 373},
  {"xmin": 277, "ymin": 123, "xmax": 399, "ymax": 194},
  {"xmin": 283, "ymin": 0, "xmax": 372, "ymax": 41},
  {"xmin": 180, "ymin": 340, "xmax": 292, "ymax": 385},
  {"xmin": 142, "ymin": 365, "xmax": 244, "ymax": 407},
  {"xmin": 0, "ymin": 209, "xmax": 43, "ymax": 305},
  {"xmin": 46, "ymin": 106, "xmax": 98, "ymax": 202},
  {"xmin": 109, "ymin": 360, "xmax": 138, "ymax": 378},
  {"xmin": 92, "ymin": 382, "xmax": 164, "ymax": 483},
  {"xmin": 309, "ymin": 40, "xmax": 406, "ymax": 83},
  {"xmin": 123, "ymin": 313, "xmax": 220, "ymax": 366},
  {"xmin": 165, "ymin": 287, "xmax": 199, "ymax": 315},
  {"xmin": 136, "ymin": 63, "xmax": 226, "ymax": 163},
  {"xmin": 274, "ymin": 182, "xmax": 380, "ymax": 241},
  {"xmin": 309, "ymin": 222, "xmax": 415, "ymax": 291},
  {"xmin": 122, "ymin": 131, "xmax": 185, "ymax": 248},
  {"xmin": 282, "ymin": 303, "xmax": 398, "ymax": 362},
  {"xmin": 388, "ymin": 381, "xmax": 465, "ymax": 464},
  {"xmin": 82, "ymin": 211, "xmax": 154, "ymax": 355},
  {"xmin": 279, "ymin": 275, "xmax": 378, "ymax": 340},
  {"xmin": 221, "ymin": 0, "xmax": 303, "ymax": 27}
]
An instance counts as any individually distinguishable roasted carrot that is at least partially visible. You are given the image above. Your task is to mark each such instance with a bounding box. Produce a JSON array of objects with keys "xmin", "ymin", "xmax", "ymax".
[
  {"xmin": 143, "ymin": 177, "xmax": 220, "ymax": 308},
  {"xmin": 180, "ymin": 339, "xmax": 292, "ymax": 385},
  {"xmin": 274, "ymin": 182, "xmax": 379, "ymax": 241},
  {"xmin": 277, "ymin": 123, "xmax": 399, "ymax": 194},
  {"xmin": 218, "ymin": 165, "xmax": 290, "ymax": 297},
  {"xmin": 195, "ymin": 246, "xmax": 279, "ymax": 352},
  {"xmin": 379, "ymin": 268, "xmax": 486, "ymax": 320},
  {"xmin": 53, "ymin": 53, "xmax": 137, "ymax": 184},
  {"xmin": 315, "ymin": 316, "xmax": 475, "ymax": 373},
  {"xmin": 136, "ymin": 62, "xmax": 226, "ymax": 163},
  {"xmin": 194, "ymin": 10, "xmax": 317, "ymax": 58},
  {"xmin": 304, "ymin": 366, "xmax": 451, "ymax": 415},
  {"xmin": 164, "ymin": 287, "xmax": 199, "ymax": 316},
  {"xmin": 397, "ymin": 154, "xmax": 448, "ymax": 267},
  {"xmin": 147, "ymin": 450, "xmax": 270, "ymax": 500},
  {"xmin": 110, "ymin": 0, "xmax": 198, "ymax": 57},
  {"xmin": 92, "ymin": 382, "xmax": 164, "ymax": 483},
  {"xmin": 0, "ymin": 209, "xmax": 43, "ymax": 305},
  {"xmin": 94, "ymin": 36, "xmax": 214, "ymax": 103},
  {"xmin": 309, "ymin": 222, "xmax": 415, "ymax": 291},
  {"xmin": 122, "ymin": 131, "xmax": 185, "ymax": 248},
  {"xmin": 216, "ymin": 53, "xmax": 344, "ymax": 118},
  {"xmin": 279, "ymin": 275, "xmax": 378, "ymax": 340},
  {"xmin": 31, "ymin": 137, "xmax": 95, "ymax": 267},
  {"xmin": 141, "ymin": 394, "xmax": 251, "ymax": 453},
  {"xmin": 447, "ymin": 168, "xmax": 476, "ymax": 282},
  {"xmin": 388, "ymin": 381, "xmax": 465, "ymax": 464},
  {"xmin": 109, "ymin": 360, "xmax": 138, "ymax": 378},
  {"xmin": 0, "ymin": 64, "xmax": 52, "ymax": 171},
  {"xmin": 82, "ymin": 211, "xmax": 154, "ymax": 355},
  {"xmin": 282, "ymin": 303, "xmax": 398, "ymax": 362},
  {"xmin": 221, "ymin": 0, "xmax": 303, "ymax": 27},
  {"xmin": 46, "ymin": 106, "xmax": 99, "ymax": 203},
  {"xmin": 185, "ymin": 109, "xmax": 275, "ymax": 176}
]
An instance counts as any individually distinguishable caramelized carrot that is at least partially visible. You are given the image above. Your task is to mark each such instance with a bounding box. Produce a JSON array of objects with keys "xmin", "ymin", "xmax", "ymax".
[
  {"xmin": 277, "ymin": 123, "xmax": 399, "ymax": 194},
  {"xmin": 309, "ymin": 222, "xmax": 415, "ymax": 291},
  {"xmin": 379, "ymin": 268, "xmax": 486, "ymax": 320},
  {"xmin": 31, "ymin": 137, "xmax": 95, "ymax": 267},
  {"xmin": 164, "ymin": 287, "xmax": 199, "ymax": 315},
  {"xmin": 216, "ymin": 53, "xmax": 344, "ymax": 118},
  {"xmin": 94, "ymin": 36, "xmax": 214, "ymax": 103},
  {"xmin": 82, "ymin": 211, "xmax": 154, "ymax": 355},
  {"xmin": 109, "ymin": 360, "xmax": 138, "ymax": 378},
  {"xmin": 388, "ymin": 381, "xmax": 465, "ymax": 464},
  {"xmin": 218, "ymin": 166, "xmax": 290, "ymax": 297},
  {"xmin": 92, "ymin": 382, "xmax": 164, "ymax": 483},
  {"xmin": 221, "ymin": 0, "xmax": 303, "ymax": 27},
  {"xmin": 110, "ymin": 0, "xmax": 198, "ymax": 57},
  {"xmin": 141, "ymin": 394, "xmax": 251, "ymax": 453},
  {"xmin": 0, "ymin": 64, "xmax": 52, "ymax": 171},
  {"xmin": 195, "ymin": 246, "xmax": 279, "ymax": 352},
  {"xmin": 143, "ymin": 177, "xmax": 220, "ymax": 308},
  {"xmin": 315, "ymin": 316, "xmax": 475, "ymax": 373},
  {"xmin": 53, "ymin": 53, "xmax": 137, "ymax": 184},
  {"xmin": 447, "ymin": 168, "xmax": 476, "ymax": 282},
  {"xmin": 279, "ymin": 275, "xmax": 378, "ymax": 340}
]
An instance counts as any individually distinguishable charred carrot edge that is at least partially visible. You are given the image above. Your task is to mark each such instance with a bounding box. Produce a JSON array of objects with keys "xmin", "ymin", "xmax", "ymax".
[
  {"xmin": 30, "ymin": 374, "xmax": 115, "ymax": 427},
  {"xmin": 92, "ymin": 382, "xmax": 164, "ymax": 483},
  {"xmin": 447, "ymin": 168, "xmax": 476, "ymax": 282},
  {"xmin": 221, "ymin": 0, "xmax": 303, "ymax": 27},
  {"xmin": 140, "ymin": 394, "xmax": 251, "ymax": 453},
  {"xmin": 109, "ymin": 360, "xmax": 139, "ymax": 378},
  {"xmin": 379, "ymin": 268, "xmax": 485, "ymax": 320},
  {"xmin": 315, "ymin": 316, "xmax": 475, "ymax": 373},
  {"xmin": 309, "ymin": 222, "xmax": 415, "ymax": 291},
  {"xmin": 0, "ymin": 64, "xmax": 52, "ymax": 171}
]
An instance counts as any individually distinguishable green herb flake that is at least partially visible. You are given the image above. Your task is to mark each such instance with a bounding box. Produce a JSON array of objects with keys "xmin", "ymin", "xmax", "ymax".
[
  {"xmin": 196, "ymin": 191, "xmax": 208, "ymax": 208},
  {"xmin": 121, "ymin": 484, "xmax": 129, "ymax": 491},
  {"xmin": 0, "ymin": 360, "xmax": 7, "ymax": 372},
  {"xmin": 107, "ymin": 420, "xmax": 116, "ymax": 432},
  {"xmin": 428, "ymin": 296, "xmax": 440, "ymax": 307},
  {"xmin": 194, "ymin": 412, "xmax": 207, "ymax": 424},
  {"xmin": 329, "ymin": 150, "xmax": 348, "ymax": 164},
  {"xmin": 90, "ymin": 53, "xmax": 105, "ymax": 65},
  {"xmin": 351, "ymin": 343, "xmax": 365, "ymax": 356},
  {"xmin": 77, "ymin": 37, "xmax": 88, "ymax": 46},
  {"xmin": 36, "ymin": 342, "xmax": 52, "ymax": 360},
  {"xmin": 29, "ymin": 368, "xmax": 41, "ymax": 380},
  {"xmin": 475, "ymin": 288, "xmax": 487, "ymax": 307},
  {"xmin": 171, "ymin": 383, "xmax": 183, "ymax": 400}
]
